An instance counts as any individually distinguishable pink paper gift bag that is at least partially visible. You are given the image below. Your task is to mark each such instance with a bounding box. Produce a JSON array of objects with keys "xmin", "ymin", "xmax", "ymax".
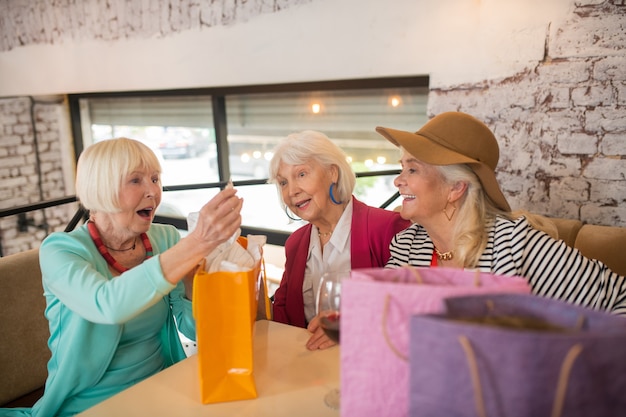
[{"xmin": 340, "ymin": 267, "xmax": 531, "ymax": 417}]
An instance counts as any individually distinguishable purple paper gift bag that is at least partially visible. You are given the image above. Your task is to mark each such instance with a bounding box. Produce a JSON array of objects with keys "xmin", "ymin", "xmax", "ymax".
[
  {"xmin": 409, "ymin": 294, "xmax": 626, "ymax": 417},
  {"xmin": 340, "ymin": 267, "xmax": 531, "ymax": 417}
]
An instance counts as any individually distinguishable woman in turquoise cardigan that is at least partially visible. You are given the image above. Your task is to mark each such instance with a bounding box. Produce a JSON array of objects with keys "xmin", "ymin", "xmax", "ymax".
[
  {"xmin": 269, "ymin": 131, "xmax": 410, "ymax": 351},
  {"xmin": 0, "ymin": 138, "xmax": 243, "ymax": 417}
]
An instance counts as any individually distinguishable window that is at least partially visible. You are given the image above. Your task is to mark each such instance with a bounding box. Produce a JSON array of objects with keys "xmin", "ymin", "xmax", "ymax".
[
  {"xmin": 70, "ymin": 77, "xmax": 429, "ymax": 241},
  {"xmin": 80, "ymin": 95, "xmax": 220, "ymax": 221}
]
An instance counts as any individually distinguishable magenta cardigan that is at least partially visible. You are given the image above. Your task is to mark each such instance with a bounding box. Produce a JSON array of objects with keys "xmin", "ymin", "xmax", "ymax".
[{"xmin": 272, "ymin": 197, "xmax": 411, "ymax": 328}]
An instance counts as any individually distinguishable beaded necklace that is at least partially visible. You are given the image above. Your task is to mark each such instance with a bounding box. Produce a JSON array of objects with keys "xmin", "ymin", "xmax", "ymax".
[{"xmin": 87, "ymin": 221, "xmax": 153, "ymax": 274}]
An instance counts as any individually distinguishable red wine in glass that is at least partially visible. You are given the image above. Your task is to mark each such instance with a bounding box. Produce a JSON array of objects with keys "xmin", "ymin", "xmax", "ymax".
[
  {"xmin": 316, "ymin": 270, "xmax": 349, "ymax": 411},
  {"xmin": 320, "ymin": 312, "xmax": 340, "ymax": 343}
]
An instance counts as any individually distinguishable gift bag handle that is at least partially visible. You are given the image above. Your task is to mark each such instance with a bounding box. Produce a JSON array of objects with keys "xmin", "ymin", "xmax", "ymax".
[
  {"xmin": 192, "ymin": 258, "xmax": 207, "ymax": 319},
  {"xmin": 405, "ymin": 265, "xmax": 423, "ymax": 284},
  {"xmin": 258, "ymin": 258, "xmax": 273, "ymax": 321},
  {"xmin": 458, "ymin": 335, "xmax": 583, "ymax": 417},
  {"xmin": 382, "ymin": 294, "xmax": 409, "ymax": 361},
  {"xmin": 381, "ymin": 266, "xmax": 426, "ymax": 361},
  {"xmin": 404, "ymin": 265, "xmax": 482, "ymax": 286},
  {"xmin": 381, "ymin": 267, "xmax": 484, "ymax": 361}
]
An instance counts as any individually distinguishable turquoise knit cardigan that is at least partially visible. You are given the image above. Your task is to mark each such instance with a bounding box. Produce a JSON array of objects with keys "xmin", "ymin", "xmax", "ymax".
[{"xmin": 0, "ymin": 223, "xmax": 194, "ymax": 417}]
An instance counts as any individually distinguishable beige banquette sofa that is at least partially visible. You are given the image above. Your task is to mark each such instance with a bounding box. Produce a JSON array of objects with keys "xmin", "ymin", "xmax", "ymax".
[
  {"xmin": 0, "ymin": 249, "xmax": 49, "ymax": 407},
  {"xmin": 1, "ymin": 218, "xmax": 625, "ymax": 407},
  {"xmin": 549, "ymin": 218, "xmax": 626, "ymax": 276}
]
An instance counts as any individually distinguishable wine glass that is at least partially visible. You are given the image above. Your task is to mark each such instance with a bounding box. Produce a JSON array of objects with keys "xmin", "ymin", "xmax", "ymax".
[{"xmin": 316, "ymin": 270, "xmax": 350, "ymax": 410}]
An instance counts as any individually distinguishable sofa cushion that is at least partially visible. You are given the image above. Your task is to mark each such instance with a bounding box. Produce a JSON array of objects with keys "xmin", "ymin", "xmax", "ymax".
[
  {"xmin": 574, "ymin": 224, "xmax": 626, "ymax": 276},
  {"xmin": 548, "ymin": 217, "xmax": 583, "ymax": 248},
  {"xmin": 0, "ymin": 248, "xmax": 50, "ymax": 406}
]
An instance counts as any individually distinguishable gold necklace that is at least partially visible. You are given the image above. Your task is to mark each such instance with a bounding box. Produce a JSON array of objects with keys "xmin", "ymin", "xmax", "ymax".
[{"xmin": 434, "ymin": 246, "xmax": 454, "ymax": 261}]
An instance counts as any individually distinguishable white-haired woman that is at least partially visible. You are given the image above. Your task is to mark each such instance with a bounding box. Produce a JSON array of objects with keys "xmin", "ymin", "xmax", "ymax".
[
  {"xmin": 269, "ymin": 130, "xmax": 410, "ymax": 350},
  {"xmin": 378, "ymin": 112, "xmax": 626, "ymax": 314},
  {"xmin": 2, "ymin": 138, "xmax": 243, "ymax": 417}
]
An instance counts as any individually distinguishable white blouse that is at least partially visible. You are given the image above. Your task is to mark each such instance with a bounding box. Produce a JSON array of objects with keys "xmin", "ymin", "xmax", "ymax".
[{"xmin": 302, "ymin": 200, "xmax": 353, "ymax": 323}]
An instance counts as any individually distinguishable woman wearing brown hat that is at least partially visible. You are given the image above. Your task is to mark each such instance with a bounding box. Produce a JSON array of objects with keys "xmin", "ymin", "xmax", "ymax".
[{"xmin": 377, "ymin": 111, "xmax": 626, "ymax": 314}]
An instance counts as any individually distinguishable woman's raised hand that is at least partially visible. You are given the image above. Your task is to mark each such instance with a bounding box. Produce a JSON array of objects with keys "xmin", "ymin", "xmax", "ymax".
[
  {"xmin": 190, "ymin": 188, "xmax": 243, "ymax": 250},
  {"xmin": 159, "ymin": 188, "xmax": 244, "ymax": 287}
]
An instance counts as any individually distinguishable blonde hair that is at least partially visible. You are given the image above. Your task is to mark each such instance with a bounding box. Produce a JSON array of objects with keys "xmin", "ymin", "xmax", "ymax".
[
  {"xmin": 437, "ymin": 164, "xmax": 557, "ymax": 268},
  {"xmin": 268, "ymin": 130, "xmax": 355, "ymax": 206},
  {"xmin": 76, "ymin": 138, "xmax": 162, "ymax": 213}
]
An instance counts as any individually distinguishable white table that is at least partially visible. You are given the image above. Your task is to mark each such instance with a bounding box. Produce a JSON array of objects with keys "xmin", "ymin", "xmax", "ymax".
[{"xmin": 77, "ymin": 320, "xmax": 339, "ymax": 417}]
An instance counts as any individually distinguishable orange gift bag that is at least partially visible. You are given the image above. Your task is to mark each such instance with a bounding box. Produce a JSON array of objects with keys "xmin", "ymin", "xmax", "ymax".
[{"xmin": 192, "ymin": 235, "xmax": 269, "ymax": 404}]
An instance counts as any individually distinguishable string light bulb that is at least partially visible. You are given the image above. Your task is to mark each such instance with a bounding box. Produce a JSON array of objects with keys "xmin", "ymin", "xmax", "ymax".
[{"xmin": 389, "ymin": 96, "xmax": 401, "ymax": 107}]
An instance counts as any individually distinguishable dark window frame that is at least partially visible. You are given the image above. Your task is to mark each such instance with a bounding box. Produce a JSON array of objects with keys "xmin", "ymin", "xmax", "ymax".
[{"xmin": 67, "ymin": 75, "xmax": 429, "ymax": 245}]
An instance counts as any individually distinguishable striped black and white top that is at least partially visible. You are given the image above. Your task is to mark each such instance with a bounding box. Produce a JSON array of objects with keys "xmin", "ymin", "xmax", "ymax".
[{"xmin": 386, "ymin": 216, "xmax": 626, "ymax": 315}]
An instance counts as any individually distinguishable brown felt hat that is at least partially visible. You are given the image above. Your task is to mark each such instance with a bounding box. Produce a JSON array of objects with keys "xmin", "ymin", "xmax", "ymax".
[{"xmin": 376, "ymin": 111, "xmax": 511, "ymax": 212}]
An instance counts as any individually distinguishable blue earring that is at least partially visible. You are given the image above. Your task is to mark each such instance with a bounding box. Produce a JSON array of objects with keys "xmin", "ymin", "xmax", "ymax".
[
  {"xmin": 329, "ymin": 182, "xmax": 342, "ymax": 205},
  {"xmin": 284, "ymin": 205, "xmax": 301, "ymax": 222}
]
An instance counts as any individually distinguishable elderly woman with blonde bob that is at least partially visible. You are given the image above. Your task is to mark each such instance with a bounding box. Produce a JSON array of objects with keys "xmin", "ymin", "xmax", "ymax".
[
  {"xmin": 1, "ymin": 138, "xmax": 243, "ymax": 417},
  {"xmin": 269, "ymin": 130, "xmax": 410, "ymax": 350}
]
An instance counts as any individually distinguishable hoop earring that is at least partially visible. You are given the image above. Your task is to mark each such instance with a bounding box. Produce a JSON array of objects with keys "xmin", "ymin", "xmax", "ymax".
[
  {"xmin": 443, "ymin": 201, "xmax": 456, "ymax": 222},
  {"xmin": 329, "ymin": 182, "xmax": 342, "ymax": 205},
  {"xmin": 285, "ymin": 206, "xmax": 301, "ymax": 222}
]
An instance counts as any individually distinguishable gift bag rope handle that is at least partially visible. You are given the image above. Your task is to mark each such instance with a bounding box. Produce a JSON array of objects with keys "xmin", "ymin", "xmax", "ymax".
[
  {"xmin": 458, "ymin": 335, "xmax": 583, "ymax": 417},
  {"xmin": 382, "ymin": 267, "xmax": 484, "ymax": 361},
  {"xmin": 405, "ymin": 265, "xmax": 423, "ymax": 284},
  {"xmin": 260, "ymin": 258, "xmax": 272, "ymax": 320},
  {"xmin": 382, "ymin": 294, "xmax": 409, "ymax": 361},
  {"xmin": 380, "ymin": 266, "xmax": 426, "ymax": 361},
  {"xmin": 407, "ymin": 265, "xmax": 483, "ymax": 286},
  {"xmin": 402, "ymin": 265, "xmax": 482, "ymax": 287}
]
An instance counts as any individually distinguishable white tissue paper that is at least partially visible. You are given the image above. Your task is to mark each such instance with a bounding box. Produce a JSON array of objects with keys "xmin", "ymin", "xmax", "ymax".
[{"xmin": 187, "ymin": 211, "xmax": 266, "ymax": 273}]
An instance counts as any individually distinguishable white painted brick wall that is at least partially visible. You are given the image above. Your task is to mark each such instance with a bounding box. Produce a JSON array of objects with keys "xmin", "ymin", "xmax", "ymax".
[
  {"xmin": 0, "ymin": 0, "xmax": 313, "ymax": 52},
  {"xmin": 430, "ymin": 2, "xmax": 626, "ymax": 226},
  {"xmin": 0, "ymin": 0, "xmax": 624, "ymax": 255},
  {"xmin": 0, "ymin": 98, "xmax": 76, "ymax": 255}
]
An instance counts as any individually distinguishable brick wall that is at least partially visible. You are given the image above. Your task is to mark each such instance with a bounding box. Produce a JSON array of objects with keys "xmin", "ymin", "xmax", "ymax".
[
  {"xmin": 0, "ymin": 0, "xmax": 313, "ymax": 52},
  {"xmin": 429, "ymin": 1, "xmax": 626, "ymax": 226},
  {"xmin": 0, "ymin": 0, "xmax": 625, "ymax": 256},
  {"xmin": 0, "ymin": 97, "xmax": 77, "ymax": 255}
]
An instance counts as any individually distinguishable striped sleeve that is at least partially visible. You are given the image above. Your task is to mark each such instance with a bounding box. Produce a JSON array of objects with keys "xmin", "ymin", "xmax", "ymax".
[
  {"xmin": 386, "ymin": 224, "xmax": 436, "ymax": 268},
  {"xmin": 487, "ymin": 217, "xmax": 626, "ymax": 315},
  {"xmin": 386, "ymin": 217, "xmax": 626, "ymax": 315}
]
